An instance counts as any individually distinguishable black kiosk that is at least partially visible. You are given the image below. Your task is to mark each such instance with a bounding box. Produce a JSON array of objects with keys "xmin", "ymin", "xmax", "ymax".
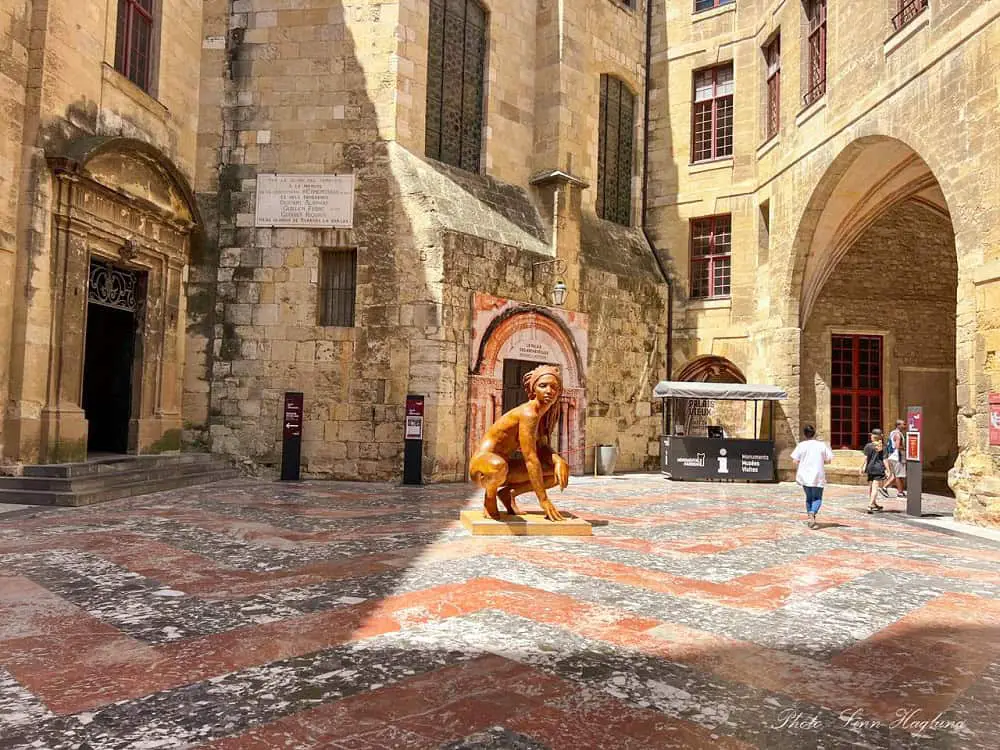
[{"xmin": 653, "ymin": 381, "xmax": 787, "ymax": 482}]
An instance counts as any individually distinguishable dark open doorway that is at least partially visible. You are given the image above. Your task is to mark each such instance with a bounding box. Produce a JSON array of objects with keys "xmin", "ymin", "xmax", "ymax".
[{"xmin": 82, "ymin": 261, "xmax": 141, "ymax": 455}]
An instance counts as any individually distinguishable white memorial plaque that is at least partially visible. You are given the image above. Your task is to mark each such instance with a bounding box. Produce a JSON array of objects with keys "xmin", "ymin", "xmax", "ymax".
[{"xmin": 255, "ymin": 173, "xmax": 355, "ymax": 228}]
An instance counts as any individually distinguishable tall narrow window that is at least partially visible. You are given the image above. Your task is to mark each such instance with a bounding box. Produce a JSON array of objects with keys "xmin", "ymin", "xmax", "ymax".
[
  {"xmin": 319, "ymin": 250, "xmax": 357, "ymax": 327},
  {"xmin": 425, "ymin": 0, "xmax": 487, "ymax": 172},
  {"xmin": 804, "ymin": 0, "xmax": 827, "ymax": 106},
  {"xmin": 692, "ymin": 63, "xmax": 734, "ymax": 163},
  {"xmin": 830, "ymin": 335, "xmax": 883, "ymax": 450},
  {"xmin": 689, "ymin": 215, "xmax": 732, "ymax": 299},
  {"xmin": 597, "ymin": 75, "xmax": 635, "ymax": 226},
  {"xmin": 764, "ymin": 35, "xmax": 781, "ymax": 141},
  {"xmin": 114, "ymin": 0, "xmax": 155, "ymax": 91}
]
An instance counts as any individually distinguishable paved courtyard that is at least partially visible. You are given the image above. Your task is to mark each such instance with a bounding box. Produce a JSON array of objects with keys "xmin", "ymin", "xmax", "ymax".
[{"xmin": 1, "ymin": 475, "xmax": 998, "ymax": 749}]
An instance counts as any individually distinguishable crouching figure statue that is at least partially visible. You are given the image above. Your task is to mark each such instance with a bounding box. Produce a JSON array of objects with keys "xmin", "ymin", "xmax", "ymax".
[{"xmin": 469, "ymin": 364, "xmax": 570, "ymax": 521}]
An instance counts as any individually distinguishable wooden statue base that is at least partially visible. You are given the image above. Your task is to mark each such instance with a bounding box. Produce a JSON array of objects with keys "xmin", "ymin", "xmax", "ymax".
[{"xmin": 460, "ymin": 509, "xmax": 592, "ymax": 536}]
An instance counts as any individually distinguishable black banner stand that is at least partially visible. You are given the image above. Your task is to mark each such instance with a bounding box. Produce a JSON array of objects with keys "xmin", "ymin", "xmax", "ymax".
[
  {"xmin": 403, "ymin": 394, "xmax": 424, "ymax": 485},
  {"xmin": 281, "ymin": 392, "xmax": 304, "ymax": 481}
]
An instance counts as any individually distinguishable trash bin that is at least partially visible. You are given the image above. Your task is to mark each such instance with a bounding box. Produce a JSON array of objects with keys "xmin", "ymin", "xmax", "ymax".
[{"xmin": 596, "ymin": 444, "xmax": 618, "ymax": 475}]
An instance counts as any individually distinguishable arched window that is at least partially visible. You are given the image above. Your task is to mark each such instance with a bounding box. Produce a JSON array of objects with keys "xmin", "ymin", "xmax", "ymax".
[
  {"xmin": 425, "ymin": 0, "xmax": 487, "ymax": 172},
  {"xmin": 597, "ymin": 75, "xmax": 635, "ymax": 226}
]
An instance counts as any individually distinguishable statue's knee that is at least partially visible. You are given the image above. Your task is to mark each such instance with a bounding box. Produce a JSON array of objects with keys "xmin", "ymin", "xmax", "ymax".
[{"xmin": 471, "ymin": 453, "xmax": 508, "ymax": 488}]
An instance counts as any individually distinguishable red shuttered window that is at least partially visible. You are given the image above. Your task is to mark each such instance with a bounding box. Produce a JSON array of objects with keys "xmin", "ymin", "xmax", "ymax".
[
  {"xmin": 114, "ymin": 0, "xmax": 155, "ymax": 92},
  {"xmin": 690, "ymin": 215, "xmax": 732, "ymax": 300},
  {"xmin": 804, "ymin": 0, "xmax": 827, "ymax": 106},
  {"xmin": 692, "ymin": 63, "xmax": 734, "ymax": 163},
  {"xmin": 830, "ymin": 335, "xmax": 883, "ymax": 449},
  {"xmin": 764, "ymin": 35, "xmax": 781, "ymax": 141}
]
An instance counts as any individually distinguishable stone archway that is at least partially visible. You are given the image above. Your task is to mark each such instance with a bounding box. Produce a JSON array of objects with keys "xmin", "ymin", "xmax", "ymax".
[
  {"xmin": 468, "ymin": 293, "xmax": 588, "ymax": 474},
  {"xmin": 5, "ymin": 137, "xmax": 200, "ymax": 463},
  {"xmin": 791, "ymin": 137, "xmax": 958, "ymax": 485}
]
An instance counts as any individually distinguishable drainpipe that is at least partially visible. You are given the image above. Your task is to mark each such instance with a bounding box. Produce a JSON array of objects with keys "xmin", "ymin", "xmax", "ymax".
[{"xmin": 641, "ymin": 0, "xmax": 674, "ymax": 434}]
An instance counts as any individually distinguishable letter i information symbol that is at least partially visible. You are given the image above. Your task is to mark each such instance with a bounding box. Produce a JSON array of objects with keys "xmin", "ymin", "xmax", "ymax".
[{"xmin": 718, "ymin": 448, "xmax": 729, "ymax": 474}]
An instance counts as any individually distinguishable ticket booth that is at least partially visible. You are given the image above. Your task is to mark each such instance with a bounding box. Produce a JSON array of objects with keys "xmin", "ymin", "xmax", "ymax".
[{"xmin": 653, "ymin": 381, "xmax": 787, "ymax": 482}]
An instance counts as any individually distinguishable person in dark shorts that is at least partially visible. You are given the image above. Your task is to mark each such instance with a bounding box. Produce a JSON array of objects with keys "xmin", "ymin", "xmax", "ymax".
[{"xmin": 860, "ymin": 429, "xmax": 887, "ymax": 513}]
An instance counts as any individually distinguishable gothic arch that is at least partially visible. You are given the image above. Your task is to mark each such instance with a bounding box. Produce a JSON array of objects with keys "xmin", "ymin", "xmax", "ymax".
[{"xmin": 676, "ymin": 355, "xmax": 746, "ymax": 384}]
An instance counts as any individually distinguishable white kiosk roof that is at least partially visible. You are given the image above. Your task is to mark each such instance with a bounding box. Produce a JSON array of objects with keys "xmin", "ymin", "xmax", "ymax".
[{"xmin": 653, "ymin": 381, "xmax": 787, "ymax": 401}]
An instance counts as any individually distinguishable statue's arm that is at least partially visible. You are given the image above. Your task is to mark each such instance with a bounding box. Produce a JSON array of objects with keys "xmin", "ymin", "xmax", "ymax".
[{"xmin": 517, "ymin": 411, "xmax": 548, "ymax": 501}]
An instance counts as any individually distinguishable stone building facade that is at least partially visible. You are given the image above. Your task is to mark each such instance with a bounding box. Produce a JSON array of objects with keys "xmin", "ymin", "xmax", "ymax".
[
  {"xmin": 1, "ymin": 0, "xmax": 204, "ymax": 464},
  {"xmin": 646, "ymin": 0, "xmax": 1000, "ymax": 524},
  {"xmin": 190, "ymin": 0, "xmax": 669, "ymax": 482}
]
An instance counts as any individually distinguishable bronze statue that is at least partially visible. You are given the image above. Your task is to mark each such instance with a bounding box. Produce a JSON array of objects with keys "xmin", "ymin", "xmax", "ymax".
[{"xmin": 469, "ymin": 364, "xmax": 570, "ymax": 521}]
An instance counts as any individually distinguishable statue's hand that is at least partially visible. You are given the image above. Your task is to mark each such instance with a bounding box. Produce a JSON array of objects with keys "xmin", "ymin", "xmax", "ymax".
[
  {"xmin": 541, "ymin": 498, "xmax": 565, "ymax": 522},
  {"xmin": 554, "ymin": 455, "xmax": 570, "ymax": 490}
]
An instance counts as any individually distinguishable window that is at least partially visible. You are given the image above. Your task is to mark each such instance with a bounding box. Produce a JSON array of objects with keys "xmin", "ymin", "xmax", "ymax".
[
  {"xmin": 425, "ymin": 0, "xmax": 487, "ymax": 172},
  {"xmin": 114, "ymin": 0, "xmax": 155, "ymax": 91},
  {"xmin": 689, "ymin": 215, "xmax": 732, "ymax": 299},
  {"xmin": 695, "ymin": 0, "xmax": 735, "ymax": 11},
  {"xmin": 758, "ymin": 199, "xmax": 770, "ymax": 264},
  {"xmin": 892, "ymin": 0, "xmax": 929, "ymax": 32},
  {"xmin": 830, "ymin": 335, "xmax": 882, "ymax": 450},
  {"xmin": 804, "ymin": 0, "xmax": 827, "ymax": 106},
  {"xmin": 597, "ymin": 75, "xmax": 635, "ymax": 226},
  {"xmin": 692, "ymin": 63, "xmax": 734, "ymax": 162},
  {"xmin": 319, "ymin": 250, "xmax": 357, "ymax": 327},
  {"xmin": 764, "ymin": 35, "xmax": 781, "ymax": 141}
]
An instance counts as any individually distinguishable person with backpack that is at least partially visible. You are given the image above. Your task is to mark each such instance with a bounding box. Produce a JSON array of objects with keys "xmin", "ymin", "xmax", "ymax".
[
  {"xmin": 860, "ymin": 429, "xmax": 887, "ymax": 513},
  {"xmin": 791, "ymin": 424, "xmax": 834, "ymax": 529}
]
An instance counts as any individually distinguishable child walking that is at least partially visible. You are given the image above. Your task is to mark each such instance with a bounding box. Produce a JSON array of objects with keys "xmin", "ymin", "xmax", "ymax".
[{"xmin": 791, "ymin": 424, "xmax": 834, "ymax": 529}]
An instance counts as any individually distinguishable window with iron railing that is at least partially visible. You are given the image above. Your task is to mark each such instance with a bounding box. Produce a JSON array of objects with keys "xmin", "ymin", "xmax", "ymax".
[
  {"xmin": 114, "ymin": 0, "xmax": 155, "ymax": 92},
  {"xmin": 831, "ymin": 334, "xmax": 883, "ymax": 449},
  {"xmin": 892, "ymin": 0, "xmax": 929, "ymax": 33},
  {"xmin": 764, "ymin": 34, "xmax": 781, "ymax": 141},
  {"xmin": 690, "ymin": 215, "xmax": 732, "ymax": 299},
  {"xmin": 425, "ymin": 0, "xmax": 487, "ymax": 172},
  {"xmin": 692, "ymin": 63, "xmax": 734, "ymax": 162},
  {"xmin": 597, "ymin": 75, "xmax": 636, "ymax": 227},
  {"xmin": 804, "ymin": 0, "xmax": 827, "ymax": 107},
  {"xmin": 319, "ymin": 250, "xmax": 357, "ymax": 327}
]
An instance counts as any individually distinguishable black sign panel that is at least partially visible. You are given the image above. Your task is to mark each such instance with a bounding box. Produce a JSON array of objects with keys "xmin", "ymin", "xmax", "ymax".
[
  {"xmin": 403, "ymin": 394, "xmax": 424, "ymax": 485},
  {"xmin": 281, "ymin": 392, "xmax": 304, "ymax": 481},
  {"xmin": 661, "ymin": 436, "xmax": 775, "ymax": 481}
]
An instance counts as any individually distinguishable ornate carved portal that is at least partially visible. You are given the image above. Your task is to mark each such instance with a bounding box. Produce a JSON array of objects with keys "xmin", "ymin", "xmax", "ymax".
[
  {"xmin": 468, "ymin": 293, "xmax": 588, "ymax": 475},
  {"xmin": 16, "ymin": 137, "xmax": 200, "ymax": 462}
]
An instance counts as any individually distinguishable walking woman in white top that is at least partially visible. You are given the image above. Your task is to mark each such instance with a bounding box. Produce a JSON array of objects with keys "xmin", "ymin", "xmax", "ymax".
[{"xmin": 791, "ymin": 424, "xmax": 834, "ymax": 529}]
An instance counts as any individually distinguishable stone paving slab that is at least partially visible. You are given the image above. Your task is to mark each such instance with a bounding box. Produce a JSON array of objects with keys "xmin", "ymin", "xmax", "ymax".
[{"xmin": 0, "ymin": 474, "xmax": 997, "ymax": 749}]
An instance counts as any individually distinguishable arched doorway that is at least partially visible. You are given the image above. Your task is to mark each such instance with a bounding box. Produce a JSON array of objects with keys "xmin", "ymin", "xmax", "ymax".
[
  {"xmin": 18, "ymin": 137, "xmax": 201, "ymax": 462},
  {"xmin": 792, "ymin": 137, "xmax": 958, "ymax": 484},
  {"xmin": 675, "ymin": 355, "xmax": 751, "ymax": 438},
  {"xmin": 468, "ymin": 293, "xmax": 587, "ymax": 474}
]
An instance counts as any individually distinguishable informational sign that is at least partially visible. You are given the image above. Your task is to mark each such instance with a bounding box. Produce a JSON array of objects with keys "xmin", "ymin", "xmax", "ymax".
[
  {"xmin": 907, "ymin": 406, "xmax": 923, "ymax": 435},
  {"xmin": 281, "ymin": 391, "xmax": 304, "ymax": 481},
  {"xmin": 255, "ymin": 173, "xmax": 356, "ymax": 228},
  {"xmin": 906, "ymin": 431, "xmax": 922, "ymax": 463},
  {"xmin": 990, "ymin": 394, "xmax": 1000, "ymax": 447},
  {"xmin": 403, "ymin": 394, "xmax": 425, "ymax": 485},
  {"xmin": 283, "ymin": 392, "xmax": 304, "ymax": 439},
  {"xmin": 661, "ymin": 436, "xmax": 775, "ymax": 481},
  {"xmin": 405, "ymin": 416, "xmax": 423, "ymax": 440},
  {"xmin": 904, "ymin": 404, "xmax": 923, "ymax": 517}
]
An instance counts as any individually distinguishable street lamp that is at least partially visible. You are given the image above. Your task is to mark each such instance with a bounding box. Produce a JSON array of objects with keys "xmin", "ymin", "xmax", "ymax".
[
  {"xmin": 532, "ymin": 258, "xmax": 568, "ymax": 307},
  {"xmin": 551, "ymin": 279, "xmax": 568, "ymax": 306}
]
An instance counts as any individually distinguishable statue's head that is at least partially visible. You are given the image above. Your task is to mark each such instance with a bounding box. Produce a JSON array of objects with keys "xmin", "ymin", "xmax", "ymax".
[{"xmin": 523, "ymin": 365, "xmax": 563, "ymax": 434}]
